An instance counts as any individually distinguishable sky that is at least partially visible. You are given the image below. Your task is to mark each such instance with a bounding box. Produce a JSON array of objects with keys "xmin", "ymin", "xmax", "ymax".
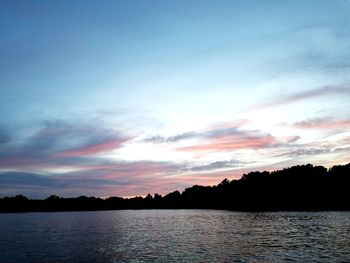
[{"xmin": 0, "ymin": 0, "xmax": 350, "ymax": 198}]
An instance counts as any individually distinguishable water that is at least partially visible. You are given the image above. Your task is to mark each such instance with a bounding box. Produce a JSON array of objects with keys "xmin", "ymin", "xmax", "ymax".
[{"xmin": 0, "ymin": 210, "xmax": 349, "ymax": 262}]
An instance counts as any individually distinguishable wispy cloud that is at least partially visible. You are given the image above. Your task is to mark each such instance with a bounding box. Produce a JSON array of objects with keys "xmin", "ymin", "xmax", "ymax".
[
  {"xmin": 142, "ymin": 119, "xmax": 250, "ymax": 144},
  {"xmin": 294, "ymin": 117, "xmax": 350, "ymax": 129},
  {"xmin": 0, "ymin": 160, "xmax": 183, "ymax": 198},
  {"xmin": 277, "ymin": 147, "xmax": 330, "ymax": 158},
  {"xmin": 182, "ymin": 159, "xmax": 242, "ymax": 172},
  {"xmin": 258, "ymin": 85, "xmax": 350, "ymax": 109},
  {"xmin": 92, "ymin": 161, "xmax": 181, "ymax": 179},
  {"xmin": 177, "ymin": 130, "xmax": 276, "ymax": 152},
  {"xmin": 143, "ymin": 132, "xmax": 197, "ymax": 143},
  {"xmin": 143, "ymin": 123, "xmax": 277, "ymax": 153},
  {"xmin": 0, "ymin": 171, "xmax": 134, "ymax": 198},
  {"xmin": 178, "ymin": 135, "xmax": 275, "ymax": 152},
  {"xmin": 56, "ymin": 137, "xmax": 129, "ymax": 157},
  {"xmin": 273, "ymin": 136, "xmax": 350, "ymax": 159},
  {"xmin": 0, "ymin": 119, "xmax": 132, "ymax": 170}
]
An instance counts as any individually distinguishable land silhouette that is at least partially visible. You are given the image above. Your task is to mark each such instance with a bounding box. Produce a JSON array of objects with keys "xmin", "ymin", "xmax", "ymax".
[{"xmin": 1, "ymin": 163, "xmax": 349, "ymax": 212}]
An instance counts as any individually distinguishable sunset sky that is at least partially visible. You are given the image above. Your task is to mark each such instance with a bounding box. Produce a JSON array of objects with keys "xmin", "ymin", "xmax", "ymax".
[{"xmin": 1, "ymin": 0, "xmax": 350, "ymax": 198}]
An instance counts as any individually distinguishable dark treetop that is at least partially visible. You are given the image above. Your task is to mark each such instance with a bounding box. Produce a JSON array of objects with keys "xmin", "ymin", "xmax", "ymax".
[{"xmin": 1, "ymin": 163, "xmax": 349, "ymax": 212}]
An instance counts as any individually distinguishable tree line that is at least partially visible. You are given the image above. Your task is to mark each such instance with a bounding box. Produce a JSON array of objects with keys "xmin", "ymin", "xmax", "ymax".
[{"xmin": 1, "ymin": 163, "xmax": 349, "ymax": 212}]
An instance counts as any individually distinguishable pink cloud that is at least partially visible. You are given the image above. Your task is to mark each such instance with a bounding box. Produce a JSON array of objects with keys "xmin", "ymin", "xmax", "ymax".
[
  {"xmin": 177, "ymin": 134, "xmax": 276, "ymax": 152},
  {"xmin": 258, "ymin": 85, "xmax": 350, "ymax": 109},
  {"xmin": 56, "ymin": 137, "xmax": 129, "ymax": 157},
  {"xmin": 294, "ymin": 118, "xmax": 350, "ymax": 129}
]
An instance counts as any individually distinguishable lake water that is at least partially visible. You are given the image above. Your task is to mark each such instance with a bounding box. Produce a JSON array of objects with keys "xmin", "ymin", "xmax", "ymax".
[{"xmin": 0, "ymin": 210, "xmax": 349, "ymax": 262}]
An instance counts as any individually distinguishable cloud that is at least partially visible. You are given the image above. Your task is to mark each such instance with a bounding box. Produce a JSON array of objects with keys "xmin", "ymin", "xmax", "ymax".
[
  {"xmin": 0, "ymin": 172, "xmax": 57, "ymax": 188},
  {"xmin": 333, "ymin": 146, "xmax": 350, "ymax": 155},
  {"xmin": 90, "ymin": 161, "xmax": 181, "ymax": 178},
  {"xmin": 142, "ymin": 119, "xmax": 250, "ymax": 144},
  {"xmin": 0, "ymin": 171, "xmax": 124, "ymax": 198},
  {"xmin": 0, "ymin": 128, "xmax": 11, "ymax": 144},
  {"xmin": 0, "ymin": 117, "xmax": 196, "ymax": 198},
  {"xmin": 286, "ymin": 136, "xmax": 301, "ymax": 143},
  {"xmin": 0, "ymin": 119, "xmax": 132, "ymax": 170},
  {"xmin": 143, "ymin": 132, "xmax": 197, "ymax": 143},
  {"xmin": 177, "ymin": 132, "xmax": 276, "ymax": 152},
  {"xmin": 56, "ymin": 137, "xmax": 129, "ymax": 157},
  {"xmin": 143, "ymin": 124, "xmax": 277, "ymax": 153},
  {"xmin": 0, "ymin": 160, "xmax": 183, "ymax": 198},
  {"xmin": 280, "ymin": 147, "xmax": 330, "ymax": 158},
  {"xmin": 294, "ymin": 118, "xmax": 350, "ymax": 129},
  {"xmin": 141, "ymin": 117, "xmax": 278, "ymax": 153},
  {"xmin": 183, "ymin": 160, "xmax": 242, "ymax": 172},
  {"xmin": 28, "ymin": 119, "xmax": 128, "ymax": 152},
  {"xmin": 273, "ymin": 138, "xmax": 350, "ymax": 159},
  {"xmin": 258, "ymin": 85, "xmax": 350, "ymax": 109},
  {"xmin": 207, "ymin": 119, "xmax": 251, "ymax": 130}
]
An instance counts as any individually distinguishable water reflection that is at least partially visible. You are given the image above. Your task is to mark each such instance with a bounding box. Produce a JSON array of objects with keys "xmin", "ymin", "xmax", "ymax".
[{"xmin": 0, "ymin": 210, "xmax": 349, "ymax": 262}]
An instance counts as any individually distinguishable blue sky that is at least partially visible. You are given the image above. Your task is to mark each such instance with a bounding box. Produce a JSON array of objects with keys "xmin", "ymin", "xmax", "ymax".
[{"xmin": 1, "ymin": 0, "xmax": 350, "ymax": 198}]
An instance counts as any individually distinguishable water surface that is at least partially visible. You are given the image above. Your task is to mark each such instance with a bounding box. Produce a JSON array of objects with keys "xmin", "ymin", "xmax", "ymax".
[{"xmin": 0, "ymin": 210, "xmax": 349, "ymax": 262}]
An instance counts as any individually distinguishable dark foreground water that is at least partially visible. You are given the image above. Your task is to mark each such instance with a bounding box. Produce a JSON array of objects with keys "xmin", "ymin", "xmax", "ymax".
[{"xmin": 0, "ymin": 210, "xmax": 350, "ymax": 262}]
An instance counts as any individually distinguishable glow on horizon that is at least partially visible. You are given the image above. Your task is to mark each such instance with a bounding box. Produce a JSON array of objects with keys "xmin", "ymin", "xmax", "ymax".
[{"xmin": 0, "ymin": 0, "xmax": 350, "ymax": 198}]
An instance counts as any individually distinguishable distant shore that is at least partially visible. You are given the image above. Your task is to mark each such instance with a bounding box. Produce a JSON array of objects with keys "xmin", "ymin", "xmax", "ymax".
[{"xmin": 1, "ymin": 163, "xmax": 349, "ymax": 213}]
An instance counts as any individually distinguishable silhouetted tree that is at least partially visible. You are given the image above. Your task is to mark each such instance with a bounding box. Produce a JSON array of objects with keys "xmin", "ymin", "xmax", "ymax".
[{"xmin": 1, "ymin": 163, "xmax": 349, "ymax": 212}]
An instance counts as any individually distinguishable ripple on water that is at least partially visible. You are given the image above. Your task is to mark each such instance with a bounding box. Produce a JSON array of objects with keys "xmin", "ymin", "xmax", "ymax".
[{"xmin": 0, "ymin": 210, "xmax": 350, "ymax": 262}]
